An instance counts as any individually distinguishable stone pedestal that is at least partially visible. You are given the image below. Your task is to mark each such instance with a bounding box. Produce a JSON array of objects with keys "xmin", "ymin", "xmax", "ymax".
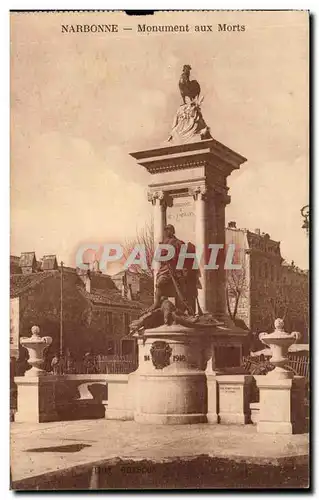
[
  {"xmin": 205, "ymin": 361, "xmax": 218, "ymax": 424},
  {"xmin": 256, "ymin": 376, "xmax": 306, "ymax": 434},
  {"xmin": 130, "ymin": 139, "xmax": 247, "ymax": 319},
  {"xmin": 104, "ymin": 374, "xmax": 133, "ymax": 421},
  {"xmin": 15, "ymin": 374, "xmax": 58, "ymax": 423},
  {"xmin": 14, "ymin": 326, "xmax": 57, "ymax": 423},
  {"xmin": 255, "ymin": 319, "xmax": 307, "ymax": 434},
  {"xmin": 130, "ymin": 133, "xmax": 250, "ymax": 425},
  {"xmin": 250, "ymin": 401, "xmax": 260, "ymax": 424},
  {"xmin": 134, "ymin": 325, "xmax": 208, "ymax": 424},
  {"xmin": 217, "ymin": 374, "xmax": 253, "ymax": 424}
]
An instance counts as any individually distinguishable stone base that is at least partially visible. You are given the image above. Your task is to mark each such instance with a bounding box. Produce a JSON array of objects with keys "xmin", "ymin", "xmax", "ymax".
[
  {"xmin": 206, "ymin": 373, "xmax": 218, "ymax": 424},
  {"xmin": 105, "ymin": 408, "xmax": 133, "ymax": 421},
  {"xmin": 133, "ymin": 325, "xmax": 209, "ymax": 425},
  {"xmin": 256, "ymin": 375, "xmax": 306, "ymax": 435},
  {"xmin": 218, "ymin": 412, "xmax": 250, "ymax": 425},
  {"xmin": 250, "ymin": 402, "xmax": 260, "ymax": 425},
  {"xmin": 206, "ymin": 412, "xmax": 219, "ymax": 424},
  {"xmin": 134, "ymin": 412, "xmax": 207, "ymax": 425},
  {"xmin": 14, "ymin": 374, "xmax": 58, "ymax": 423},
  {"xmin": 257, "ymin": 421, "xmax": 295, "ymax": 434},
  {"xmin": 15, "ymin": 410, "xmax": 59, "ymax": 423},
  {"xmin": 217, "ymin": 374, "xmax": 253, "ymax": 425},
  {"xmin": 136, "ymin": 371, "xmax": 207, "ymax": 425}
]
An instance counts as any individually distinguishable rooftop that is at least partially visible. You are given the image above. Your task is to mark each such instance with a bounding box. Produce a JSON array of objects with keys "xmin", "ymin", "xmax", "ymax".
[
  {"xmin": 10, "ymin": 267, "xmax": 144, "ymax": 310},
  {"xmin": 10, "ymin": 271, "xmax": 57, "ymax": 298}
]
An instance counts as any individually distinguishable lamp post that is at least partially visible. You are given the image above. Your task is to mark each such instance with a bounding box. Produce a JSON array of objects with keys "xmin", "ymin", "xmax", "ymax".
[
  {"xmin": 60, "ymin": 261, "xmax": 64, "ymax": 356},
  {"xmin": 301, "ymin": 205, "xmax": 309, "ymax": 236}
]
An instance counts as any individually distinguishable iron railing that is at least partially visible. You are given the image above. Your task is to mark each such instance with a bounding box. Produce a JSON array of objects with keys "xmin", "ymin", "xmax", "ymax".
[
  {"xmin": 50, "ymin": 355, "xmax": 138, "ymax": 375},
  {"xmin": 243, "ymin": 353, "xmax": 309, "ymax": 380}
]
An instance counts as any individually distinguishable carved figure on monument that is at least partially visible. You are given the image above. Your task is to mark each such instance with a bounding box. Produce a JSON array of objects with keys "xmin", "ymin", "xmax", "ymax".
[
  {"xmin": 168, "ymin": 65, "xmax": 212, "ymax": 144},
  {"xmin": 150, "ymin": 341, "xmax": 172, "ymax": 369},
  {"xmin": 129, "ymin": 296, "xmax": 221, "ymax": 335},
  {"xmin": 179, "ymin": 64, "xmax": 201, "ymax": 103},
  {"xmin": 153, "ymin": 224, "xmax": 198, "ymax": 314},
  {"xmin": 129, "ymin": 224, "xmax": 223, "ymax": 334}
]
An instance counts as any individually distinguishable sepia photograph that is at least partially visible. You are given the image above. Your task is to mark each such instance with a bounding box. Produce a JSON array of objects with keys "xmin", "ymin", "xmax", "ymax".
[{"xmin": 10, "ymin": 9, "xmax": 309, "ymax": 490}]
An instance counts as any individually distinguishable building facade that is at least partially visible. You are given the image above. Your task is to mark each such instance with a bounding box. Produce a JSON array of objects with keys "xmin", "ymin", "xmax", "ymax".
[
  {"xmin": 225, "ymin": 223, "xmax": 309, "ymax": 340},
  {"xmin": 10, "ymin": 253, "xmax": 143, "ymax": 361}
]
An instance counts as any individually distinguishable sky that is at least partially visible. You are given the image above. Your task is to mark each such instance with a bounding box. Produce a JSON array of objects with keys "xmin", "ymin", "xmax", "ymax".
[{"xmin": 10, "ymin": 11, "xmax": 309, "ymax": 270}]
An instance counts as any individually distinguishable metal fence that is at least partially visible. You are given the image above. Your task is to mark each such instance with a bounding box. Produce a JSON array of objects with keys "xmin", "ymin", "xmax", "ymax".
[
  {"xmin": 243, "ymin": 353, "xmax": 309, "ymax": 380},
  {"xmin": 50, "ymin": 355, "xmax": 138, "ymax": 375}
]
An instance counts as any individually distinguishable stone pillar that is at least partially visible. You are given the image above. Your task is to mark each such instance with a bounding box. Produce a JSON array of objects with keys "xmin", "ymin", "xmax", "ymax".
[
  {"xmin": 214, "ymin": 193, "xmax": 230, "ymax": 318},
  {"xmin": 14, "ymin": 326, "xmax": 58, "ymax": 423},
  {"xmin": 190, "ymin": 185, "xmax": 207, "ymax": 313},
  {"xmin": 15, "ymin": 375, "xmax": 58, "ymax": 423},
  {"xmin": 256, "ymin": 376, "xmax": 306, "ymax": 434},
  {"xmin": 148, "ymin": 190, "xmax": 167, "ymax": 294},
  {"xmin": 127, "ymin": 335, "xmax": 144, "ymax": 418},
  {"xmin": 217, "ymin": 374, "xmax": 253, "ymax": 424},
  {"xmin": 205, "ymin": 350, "xmax": 219, "ymax": 424},
  {"xmin": 255, "ymin": 319, "xmax": 306, "ymax": 434}
]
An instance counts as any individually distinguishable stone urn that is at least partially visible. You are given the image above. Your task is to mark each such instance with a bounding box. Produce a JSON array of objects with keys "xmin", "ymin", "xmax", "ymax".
[
  {"xmin": 20, "ymin": 326, "xmax": 52, "ymax": 377},
  {"xmin": 259, "ymin": 318, "xmax": 301, "ymax": 379}
]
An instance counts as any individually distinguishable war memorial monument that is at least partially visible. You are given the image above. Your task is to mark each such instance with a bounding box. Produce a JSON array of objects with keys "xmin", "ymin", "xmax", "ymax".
[{"xmin": 12, "ymin": 64, "xmax": 308, "ymax": 491}]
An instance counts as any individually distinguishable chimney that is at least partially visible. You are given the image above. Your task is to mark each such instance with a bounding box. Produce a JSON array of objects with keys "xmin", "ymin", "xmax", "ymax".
[
  {"xmin": 228, "ymin": 221, "xmax": 237, "ymax": 229},
  {"xmin": 122, "ymin": 273, "xmax": 128, "ymax": 299},
  {"xmin": 91, "ymin": 260, "xmax": 101, "ymax": 274},
  {"xmin": 255, "ymin": 229, "xmax": 261, "ymax": 235},
  {"xmin": 42, "ymin": 254, "xmax": 58, "ymax": 271},
  {"xmin": 76, "ymin": 268, "xmax": 91, "ymax": 293},
  {"xmin": 19, "ymin": 252, "xmax": 37, "ymax": 274},
  {"xmin": 85, "ymin": 273, "xmax": 91, "ymax": 293},
  {"xmin": 128, "ymin": 284, "xmax": 133, "ymax": 301}
]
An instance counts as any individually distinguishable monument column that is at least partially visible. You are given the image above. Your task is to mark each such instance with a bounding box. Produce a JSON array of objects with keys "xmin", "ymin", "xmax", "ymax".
[
  {"xmin": 215, "ymin": 192, "xmax": 231, "ymax": 319},
  {"xmin": 190, "ymin": 185, "xmax": 208, "ymax": 313},
  {"xmin": 148, "ymin": 190, "xmax": 167, "ymax": 294}
]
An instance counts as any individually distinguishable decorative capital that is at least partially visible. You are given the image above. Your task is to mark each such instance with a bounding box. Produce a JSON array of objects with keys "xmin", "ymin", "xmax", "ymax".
[
  {"xmin": 189, "ymin": 185, "xmax": 207, "ymax": 201},
  {"xmin": 147, "ymin": 190, "xmax": 166, "ymax": 206},
  {"xmin": 216, "ymin": 192, "xmax": 231, "ymax": 206}
]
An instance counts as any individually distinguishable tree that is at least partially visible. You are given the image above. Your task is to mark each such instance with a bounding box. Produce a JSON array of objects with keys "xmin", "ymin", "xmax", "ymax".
[
  {"xmin": 225, "ymin": 244, "xmax": 248, "ymax": 325},
  {"xmin": 225, "ymin": 266, "xmax": 247, "ymax": 323},
  {"xmin": 123, "ymin": 219, "xmax": 154, "ymax": 278},
  {"xmin": 258, "ymin": 263, "xmax": 308, "ymax": 338}
]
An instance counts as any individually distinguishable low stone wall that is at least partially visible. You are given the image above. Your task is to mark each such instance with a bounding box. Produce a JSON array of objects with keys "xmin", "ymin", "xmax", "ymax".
[
  {"xmin": 14, "ymin": 373, "xmax": 132, "ymax": 423},
  {"xmin": 54, "ymin": 374, "xmax": 108, "ymax": 421}
]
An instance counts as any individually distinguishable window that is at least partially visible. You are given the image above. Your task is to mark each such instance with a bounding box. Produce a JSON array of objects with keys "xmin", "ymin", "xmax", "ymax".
[
  {"xmin": 121, "ymin": 339, "xmax": 135, "ymax": 356},
  {"xmin": 259, "ymin": 264, "xmax": 263, "ymax": 279},
  {"xmin": 124, "ymin": 313, "xmax": 130, "ymax": 335},
  {"xmin": 106, "ymin": 340, "xmax": 115, "ymax": 355},
  {"xmin": 106, "ymin": 311, "xmax": 113, "ymax": 334}
]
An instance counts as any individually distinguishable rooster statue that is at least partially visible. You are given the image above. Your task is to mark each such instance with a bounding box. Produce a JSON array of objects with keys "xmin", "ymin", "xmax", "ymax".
[
  {"xmin": 167, "ymin": 65, "xmax": 211, "ymax": 144},
  {"xmin": 179, "ymin": 64, "xmax": 201, "ymax": 103}
]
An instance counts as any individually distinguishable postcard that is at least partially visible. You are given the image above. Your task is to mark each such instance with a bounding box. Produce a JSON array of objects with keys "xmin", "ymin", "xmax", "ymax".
[{"xmin": 10, "ymin": 10, "xmax": 309, "ymax": 490}]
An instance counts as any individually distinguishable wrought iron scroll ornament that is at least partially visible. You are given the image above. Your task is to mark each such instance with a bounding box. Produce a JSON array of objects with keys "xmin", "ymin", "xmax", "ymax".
[
  {"xmin": 301, "ymin": 205, "xmax": 309, "ymax": 236},
  {"xmin": 150, "ymin": 341, "xmax": 172, "ymax": 369}
]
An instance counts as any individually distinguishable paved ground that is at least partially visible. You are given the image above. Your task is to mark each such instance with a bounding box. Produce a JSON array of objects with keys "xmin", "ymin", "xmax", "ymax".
[{"xmin": 11, "ymin": 419, "xmax": 309, "ymax": 485}]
